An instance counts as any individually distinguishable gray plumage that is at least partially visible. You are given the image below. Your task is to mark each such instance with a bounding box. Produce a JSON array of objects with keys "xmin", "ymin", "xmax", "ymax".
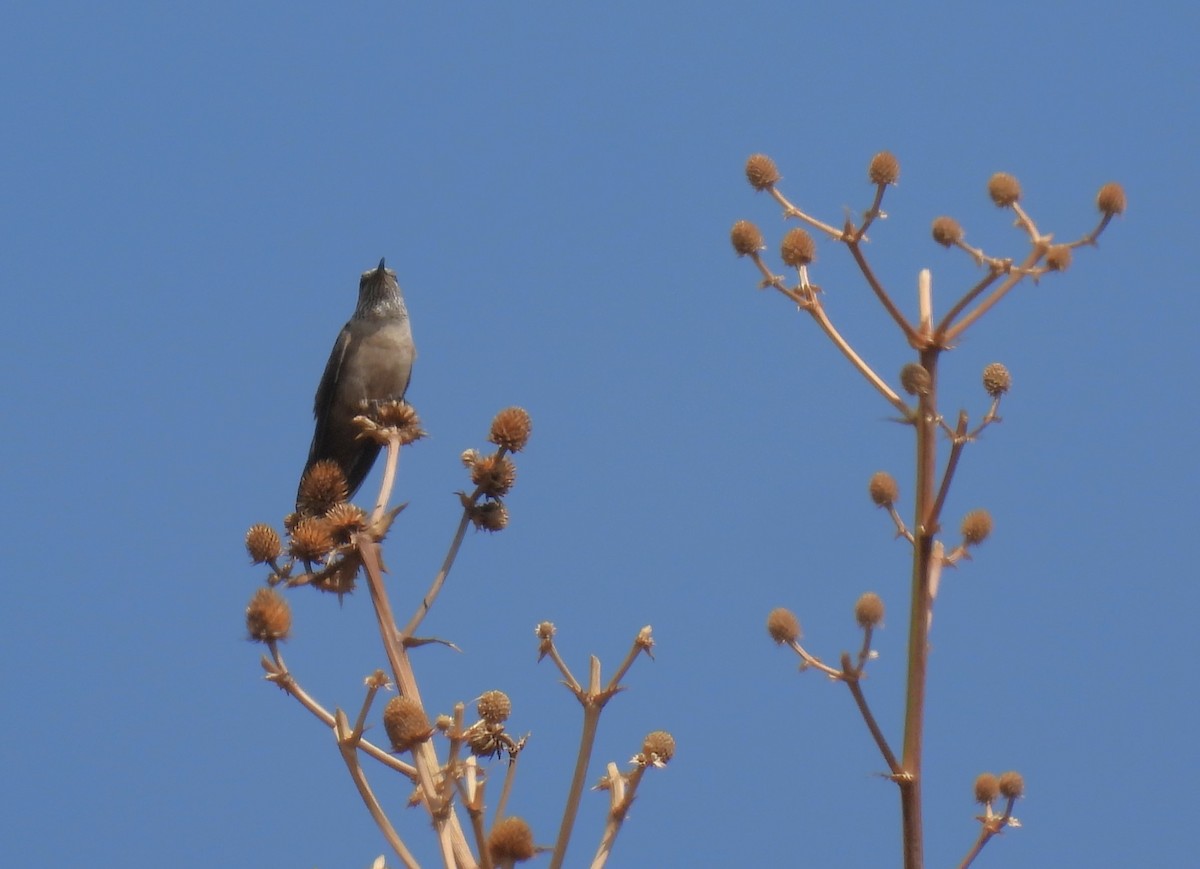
[{"xmin": 297, "ymin": 258, "xmax": 415, "ymax": 509}]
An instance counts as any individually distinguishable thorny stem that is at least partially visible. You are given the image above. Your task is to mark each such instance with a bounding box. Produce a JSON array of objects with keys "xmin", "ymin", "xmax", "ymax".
[
  {"xmin": 334, "ymin": 710, "xmax": 421, "ymax": 869},
  {"xmin": 942, "ymin": 248, "xmax": 1045, "ymax": 344},
  {"xmin": 927, "ymin": 411, "xmax": 969, "ymax": 534},
  {"xmin": 846, "ymin": 239, "xmax": 921, "ymax": 347},
  {"xmin": 840, "ymin": 652, "xmax": 902, "ymax": 776},
  {"xmin": 749, "ymin": 251, "xmax": 909, "ymax": 415},
  {"xmin": 264, "ymin": 644, "xmax": 417, "ymax": 779},
  {"xmin": 899, "ymin": 347, "xmax": 941, "ymax": 869},
  {"xmin": 767, "ymin": 186, "xmax": 845, "ymax": 239},
  {"xmin": 855, "ymin": 183, "xmax": 888, "ymax": 242},
  {"xmin": 549, "ymin": 657, "xmax": 607, "ymax": 869},
  {"xmin": 935, "ymin": 268, "xmax": 1004, "ymax": 338},
  {"xmin": 958, "ymin": 797, "xmax": 1019, "ymax": 869},
  {"xmin": 591, "ymin": 761, "xmax": 649, "ymax": 868}
]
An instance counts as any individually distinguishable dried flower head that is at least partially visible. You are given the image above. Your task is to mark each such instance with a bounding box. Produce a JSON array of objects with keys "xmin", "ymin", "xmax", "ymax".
[
  {"xmin": 730, "ymin": 220, "xmax": 765, "ymax": 257},
  {"xmin": 961, "ymin": 509, "xmax": 993, "ymax": 546},
  {"xmin": 489, "ymin": 407, "xmax": 533, "ymax": 452},
  {"xmin": 868, "ymin": 471, "xmax": 899, "ymax": 507},
  {"xmin": 382, "ymin": 696, "xmax": 432, "ymax": 753},
  {"xmin": 745, "ymin": 154, "xmax": 781, "ymax": 190},
  {"xmin": 296, "ymin": 459, "xmax": 348, "ymax": 516},
  {"xmin": 245, "ymin": 524, "xmax": 282, "ymax": 563},
  {"xmin": 289, "ymin": 516, "xmax": 335, "ymax": 562},
  {"xmin": 974, "ymin": 772, "xmax": 1000, "ymax": 804},
  {"xmin": 324, "ymin": 503, "xmax": 366, "ymax": 544},
  {"xmin": 988, "ymin": 172, "xmax": 1022, "ymax": 207},
  {"xmin": 868, "ymin": 150, "xmax": 900, "ymax": 186},
  {"xmin": 488, "ymin": 817, "xmax": 536, "ymax": 862},
  {"xmin": 246, "ymin": 587, "xmax": 291, "ymax": 642},
  {"xmin": 854, "ymin": 592, "xmax": 885, "ymax": 628},
  {"xmin": 767, "ymin": 607, "xmax": 801, "ymax": 644},
  {"xmin": 1045, "ymin": 244, "xmax": 1072, "ymax": 272},
  {"xmin": 477, "ymin": 690, "xmax": 512, "ymax": 725},
  {"xmin": 461, "ymin": 448, "xmax": 480, "ymax": 468},
  {"xmin": 900, "ymin": 363, "xmax": 931, "ymax": 397},
  {"xmin": 931, "ymin": 216, "xmax": 964, "ymax": 247},
  {"xmin": 1096, "ymin": 182, "xmax": 1127, "ymax": 215},
  {"xmin": 311, "ymin": 553, "xmax": 361, "ymax": 597},
  {"xmin": 998, "ymin": 770, "xmax": 1025, "ymax": 799},
  {"xmin": 471, "ymin": 454, "xmax": 517, "ymax": 498},
  {"xmin": 982, "ymin": 363, "xmax": 1011, "ymax": 397},
  {"xmin": 780, "ymin": 228, "xmax": 816, "ymax": 267},
  {"xmin": 641, "ymin": 730, "xmax": 676, "ymax": 764},
  {"xmin": 535, "ymin": 621, "xmax": 556, "ymax": 641},
  {"xmin": 468, "ymin": 499, "xmax": 509, "ymax": 532}
]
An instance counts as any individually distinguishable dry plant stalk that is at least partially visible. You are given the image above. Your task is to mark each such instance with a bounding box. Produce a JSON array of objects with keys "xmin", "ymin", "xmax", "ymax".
[
  {"xmin": 736, "ymin": 151, "xmax": 1124, "ymax": 869},
  {"xmin": 243, "ymin": 403, "xmax": 671, "ymax": 867}
]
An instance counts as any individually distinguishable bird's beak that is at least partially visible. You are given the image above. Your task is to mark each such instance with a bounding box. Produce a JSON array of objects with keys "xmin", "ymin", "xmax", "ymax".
[{"xmin": 377, "ymin": 257, "xmax": 387, "ymax": 273}]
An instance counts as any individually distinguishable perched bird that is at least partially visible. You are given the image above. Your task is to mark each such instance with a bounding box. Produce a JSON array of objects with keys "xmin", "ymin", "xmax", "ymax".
[{"xmin": 297, "ymin": 258, "xmax": 415, "ymax": 510}]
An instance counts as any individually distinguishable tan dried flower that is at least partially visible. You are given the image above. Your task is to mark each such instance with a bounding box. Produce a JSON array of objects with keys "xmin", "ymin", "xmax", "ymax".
[
  {"xmin": 988, "ymin": 172, "xmax": 1022, "ymax": 207},
  {"xmin": 1045, "ymin": 244, "xmax": 1072, "ymax": 271},
  {"xmin": 900, "ymin": 363, "xmax": 931, "ymax": 397},
  {"xmin": 296, "ymin": 459, "xmax": 348, "ymax": 516},
  {"xmin": 471, "ymin": 454, "xmax": 517, "ymax": 497},
  {"xmin": 324, "ymin": 503, "xmax": 366, "ymax": 544},
  {"xmin": 780, "ymin": 228, "xmax": 816, "ymax": 267},
  {"xmin": 931, "ymin": 216, "xmax": 964, "ymax": 247},
  {"xmin": 246, "ymin": 588, "xmax": 291, "ymax": 642},
  {"xmin": 745, "ymin": 154, "xmax": 781, "ymax": 190},
  {"xmin": 974, "ymin": 772, "xmax": 1000, "ymax": 804},
  {"xmin": 730, "ymin": 220, "xmax": 765, "ymax": 257},
  {"xmin": 854, "ymin": 592, "xmax": 885, "ymax": 628},
  {"xmin": 477, "ymin": 690, "xmax": 512, "ymax": 725},
  {"xmin": 982, "ymin": 363, "xmax": 1011, "ymax": 397},
  {"xmin": 868, "ymin": 471, "xmax": 899, "ymax": 507},
  {"xmin": 245, "ymin": 524, "xmax": 282, "ymax": 563},
  {"xmin": 767, "ymin": 608, "xmax": 801, "ymax": 644},
  {"xmin": 998, "ymin": 770, "xmax": 1025, "ymax": 799},
  {"xmin": 868, "ymin": 151, "xmax": 900, "ymax": 185},
  {"xmin": 641, "ymin": 730, "xmax": 676, "ymax": 764},
  {"xmin": 961, "ymin": 509, "xmax": 993, "ymax": 546},
  {"xmin": 488, "ymin": 816, "xmax": 536, "ymax": 862},
  {"xmin": 382, "ymin": 696, "xmax": 432, "ymax": 752},
  {"xmin": 1096, "ymin": 182, "xmax": 1127, "ymax": 215},
  {"xmin": 490, "ymin": 407, "xmax": 533, "ymax": 452},
  {"xmin": 289, "ymin": 517, "xmax": 334, "ymax": 562}
]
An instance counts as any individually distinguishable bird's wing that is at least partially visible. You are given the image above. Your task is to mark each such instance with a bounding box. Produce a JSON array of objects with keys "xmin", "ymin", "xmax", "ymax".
[{"xmin": 306, "ymin": 323, "xmax": 354, "ymax": 461}]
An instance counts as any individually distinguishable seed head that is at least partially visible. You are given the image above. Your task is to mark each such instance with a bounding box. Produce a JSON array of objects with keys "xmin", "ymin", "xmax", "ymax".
[
  {"xmin": 931, "ymin": 216, "xmax": 964, "ymax": 247},
  {"xmin": 900, "ymin": 363, "xmax": 931, "ymax": 397},
  {"xmin": 245, "ymin": 524, "xmax": 282, "ymax": 563},
  {"xmin": 854, "ymin": 592, "xmax": 885, "ymax": 628},
  {"xmin": 998, "ymin": 770, "xmax": 1025, "ymax": 799},
  {"xmin": 745, "ymin": 154, "xmax": 781, "ymax": 190},
  {"xmin": 471, "ymin": 454, "xmax": 517, "ymax": 497},
  {"xmin": 469, "ymin": 499, "xmax": 509, "ymax": 532},
  {"xmin": 868, "ymin": 150, "xmax": 900, "ymax": 186},
  {"xmin": 246, "ymin": 587, "xmax": 291, "ymax": 642},
  {"xmin": 730, "ymin": 220, "xmax": 765, "ymax": 257},
  {"xmin": 324, "ymin": 503, "xmax": 366, "ymax": 544},
  {"xmin": 1096, "ymin": 182, "xmax": 1127, "ymax": 215},
  {"xmin": 641, "ymin": 730, "xmax": 676, "ymax": 764},
  {"xmin": 961, "ymin": 509, "xmax": 993, "ymax": 546},
  {"xmin": 988, "ymin": 172, "xmax": 1022, "ymax": 207},
  {"xmin": 767, "ymin": 607, "xmax": 801, "ymax": 644},
  {"xmin": 477, "ymin": 690, "xmax": 512, "ymax": 725},
  {"xmin": 487, "ymin": 817, "xmax": 536, "ymax": 862},
  {"xmin": 982, "ymin": 363, "xmax": 1011, "ymax": 397},
  {"xmin": 382, "ymin": 696, "xmax": 432, "ymax": 752},
  {"xmin": 868, "ymin": 471, "xmax": 899, "ymax": 507},
  {"xmin": 296, "ymin": 459, "xmax": 348, "ymax": 516},
  {"xmin": 289, "ymin": 517, "xmax": 334, "ymax": 562},
  {"xmin": 489, "ymin": 407, "xmax": 532, "ymax": 452},
  {"xmin": 1045, "ymin": 244, "xmax": 1072, "ymax": 272},
  {"xmin": 974, "ymin": 772, "xmax": 1000, "ymax": 804},
  {"xmin": 780, "ymin": 228, "xmax": 816, "ymax": 267}
]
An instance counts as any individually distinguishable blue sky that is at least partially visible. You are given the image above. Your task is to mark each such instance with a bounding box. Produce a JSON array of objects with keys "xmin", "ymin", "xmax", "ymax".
[{"xmin": 2, "ymin": 3, "xmax": 1195, "ymax": 867}]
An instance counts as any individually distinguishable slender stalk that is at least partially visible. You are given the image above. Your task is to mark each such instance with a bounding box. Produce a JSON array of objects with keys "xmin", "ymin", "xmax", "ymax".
[
  {"xmin": 549, "ymin": 658, "xmax": 605, "ymax": 869},
  {"xmin": 840, "ymin": 653, "xmax": 902, "ymax": 776}
]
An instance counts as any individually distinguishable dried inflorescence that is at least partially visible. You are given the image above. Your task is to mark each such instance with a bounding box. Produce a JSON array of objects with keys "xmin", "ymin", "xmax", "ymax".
[
  {"xmin": 960, "ymin": 509, "xmax": 993, "ymax": 546},
  {"xmin": 982, "ymin": 363, "xmax": 1011, "ymax": 397},
  {"xmin": 488, "ymin": 816, "xmax": 536, "ymax": 863},
  {"xmin": 868, "ymin": 471, "xmax": 900, "ymax": 507},
  {"xmin": 245, "ymin": 524, "xmax": 282, "ymax": 563},
  {"xmin": 296, "ymin": 459, "xmax": 349, "ymax": 517},
  {"xmin": 730, "ymin": 219, "xmax": 765, "ymax": 256},
  {"xmin": 987, "ymin": 172, "xmax": 1022, "ymax": 207},
  {"xmin": 780, "ymin": 228, "xmax": 816, "ymax": 267},
  {"xmin": 471, "ymin": 454, "xmax": 517, "ymax": 498},
  {"xmin": 477, "ymin": 690, "xmax": 512, "ymax": 725},
  {"xmin": 383, "ymin": 696, "xmax": 433, "ymax": 753},
  {"xmin": 246, "ymin": 587, "xmax": 291, "ymax": 642},
  {"xmin": 1096, "ymin": 182, "xmax": 1127, "ymax": 215},
  {"xmin": 900, "ymin": 363, "xmax": 932, "ymax": 397},
  {"xmin": 868, "ymin": 150, "xmax": 900, "ymax": 186},
  {"xmin": 767, "ymin": 607, "xmax": 801, "ymax": 644},
  {"xmin": 489, "ymin": 407, "xmax": 533, "ymax": 453},
  {"xmin": 854, "ymin": 593, "xmax": 885, "ymax": 628},
  {"xmin": 289, "ymin": 516, "xmax": 335, "ymax": 561},
  {"xmin": 974, "ymin": 772, "xmax": 1001, "ymax": 805},
  {"xmin": 998, "ymin": 771, "xmax": 1025, "ymax": 799},
  {"xmin": 745, "ymin": 153, "xmax": 781, "ymax": 190},
  {"xmin": 931, "ymin": 216, "xmax": 964, "ymax": 247},
  {"xmin": 639, "ymin": 730, "xmax": 676, "ymax": 766}
]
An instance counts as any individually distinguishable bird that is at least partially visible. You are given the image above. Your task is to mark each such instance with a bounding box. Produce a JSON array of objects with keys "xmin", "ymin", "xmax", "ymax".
[{"xmin": 297, "ymin": 258, "xmax": 415, "ymax": 511}]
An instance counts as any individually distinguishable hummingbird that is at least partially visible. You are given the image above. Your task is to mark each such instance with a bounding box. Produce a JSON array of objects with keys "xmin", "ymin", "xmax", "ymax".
[{"xmin": 297, "ymin": 258, "xmax": 415, "ymax": 510}]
